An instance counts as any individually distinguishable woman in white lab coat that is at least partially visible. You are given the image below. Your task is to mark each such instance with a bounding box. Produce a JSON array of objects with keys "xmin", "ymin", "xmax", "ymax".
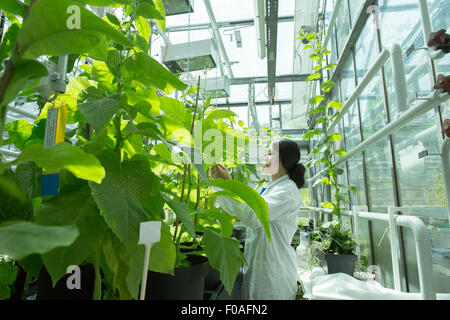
[{"xmin": 211, "ymin": 139, "xmax": 305, "ymax": 300}]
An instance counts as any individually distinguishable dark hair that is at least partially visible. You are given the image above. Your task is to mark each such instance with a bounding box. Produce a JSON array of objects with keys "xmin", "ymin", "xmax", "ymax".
[{"xmin": 275, "ymin": 139, "xmax": 306, "ymax": 189}]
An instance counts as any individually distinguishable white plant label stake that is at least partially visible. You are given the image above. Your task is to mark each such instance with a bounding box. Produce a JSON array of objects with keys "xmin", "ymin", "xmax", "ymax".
[{"xmin": 138, "ymin": 221, "xmax": 162, "ymax": 300}]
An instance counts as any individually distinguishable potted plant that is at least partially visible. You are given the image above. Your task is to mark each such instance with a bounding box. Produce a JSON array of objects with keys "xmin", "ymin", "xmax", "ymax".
[
  {"xmin": 298, "ymin": 29, "xmax": 358, "ymax": 276},
  {"xmin": 0, "ymin": 0, "xmax": 272, "ymax": 300}
]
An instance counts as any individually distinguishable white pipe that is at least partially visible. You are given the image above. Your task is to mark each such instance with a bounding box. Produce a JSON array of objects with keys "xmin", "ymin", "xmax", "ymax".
[
  {"xmin": 7, "ymin": 106, "xmax": 37, "ymax": 120},
  {"xmin": 323, "ymin": 0, "xmax": 343, "ymax": 48},
  {"xmin": 335, "ymin": 90, "xmax": 449, "ymax": 166},
  {"xmin": 386, "ymin": 43, "xmax": 408, "ymax": 112},
  {"xmin": 417, "ymin": 0, "xmax": 433, "ymax": 47},
  {"xmin": 203, "ymin": 0, "xmax": 234, "ymax": 79},
  {"xmin": 441, "ymin": 137, "xmax": 450, "ymax": 223},
  {"xmin": 0, "ymin": 148, "xmax": 20, "ymax": 157},
  {"xmin": 305, "ymin": 47, "xmax": 391, "ymax": 163},
  {"xmin": 308, "ymin": 90, "xmax": 450, "ymax": 182},
  {"xmin": 388, "ymin": 207, "xmax": 402, "ymax": 291},
  {"xmin": 299, "ymin": 206, "xmax": 436, "ymax": 299}
]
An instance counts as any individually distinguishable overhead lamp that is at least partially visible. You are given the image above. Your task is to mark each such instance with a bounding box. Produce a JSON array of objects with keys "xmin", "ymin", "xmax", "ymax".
[
  {"xmin": 162, "ymin": 38, "xmax": 218, "ymax": 73},
  {"xmin": 200, "ymin": 76, "xmax": 231, "ymax": 99},
  {"xmin": 254, "ymin": 0, "xmax": 266, "ymax": 59},
  {"xmin": 162, "ymin": 0, "xmax": 194, "ymax": 16}
]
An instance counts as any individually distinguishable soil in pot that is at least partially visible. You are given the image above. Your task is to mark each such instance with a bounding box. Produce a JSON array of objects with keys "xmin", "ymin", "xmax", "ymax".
[
  {"xmin": 325, "ymin": 253, "xmax": 357, "ymax": 276},
  {"xmin": 36, "ymin": 264, "xmax": 95, "ymax": 300},
  {"xmin": 145, "ymin": 254, "xmax": 209, "ymax": 300}
]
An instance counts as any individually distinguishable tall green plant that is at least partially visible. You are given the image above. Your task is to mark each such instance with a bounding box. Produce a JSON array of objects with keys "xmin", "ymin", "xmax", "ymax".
[
  {"xmin": 0, "ymin": 0, "xmax": 271, "ymax": 299},
  {"xmin": 299, "ymin": 30, "xmax": 357, "ymax": 223}
]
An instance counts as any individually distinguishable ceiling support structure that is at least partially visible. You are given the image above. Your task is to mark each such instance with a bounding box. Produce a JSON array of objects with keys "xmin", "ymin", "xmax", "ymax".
[
  {"xmin": 203, "ymin": 0, "xmax": 234, "ymax": 79},
  {"xmin": 266, "ymin": 0, "xmax": 279, "ymax": 104}
]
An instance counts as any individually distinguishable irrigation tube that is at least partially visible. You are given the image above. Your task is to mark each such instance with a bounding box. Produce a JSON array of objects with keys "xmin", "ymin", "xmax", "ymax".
[
  {"xmin": 308, "ymin": 90, "xmax": 450, "ymax": 182},
  {"xmin": 299, "ymin": 206, "xmax": 436, "ymax": 300}
]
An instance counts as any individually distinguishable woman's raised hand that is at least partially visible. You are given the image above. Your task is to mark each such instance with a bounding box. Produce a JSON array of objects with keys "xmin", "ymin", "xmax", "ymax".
[{"xmin": 211, "ymin": 164, "xmax": 232, "ymax": 180}]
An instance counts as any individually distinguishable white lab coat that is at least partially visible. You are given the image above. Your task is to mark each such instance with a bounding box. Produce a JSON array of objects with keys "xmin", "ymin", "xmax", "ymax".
[{"xmin": 215, "ymin": 174, "xmax": 302, "ymax": 300}]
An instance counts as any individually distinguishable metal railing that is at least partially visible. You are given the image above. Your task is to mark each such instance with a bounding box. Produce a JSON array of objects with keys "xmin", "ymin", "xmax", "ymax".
[{"xmin": 299, "ymin": 206, "xmax": 436, "ymax": 299}]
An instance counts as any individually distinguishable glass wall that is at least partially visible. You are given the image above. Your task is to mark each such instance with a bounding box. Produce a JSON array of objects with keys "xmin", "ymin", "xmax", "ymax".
[{"xmin": 308, "ymin": 0, "xmax": 450, "ymax": 292}]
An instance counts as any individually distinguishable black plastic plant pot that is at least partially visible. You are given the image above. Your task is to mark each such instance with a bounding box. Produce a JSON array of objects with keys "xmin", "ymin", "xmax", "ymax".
[
  {"xmin": 36, "ymin": 264, "xmax": 95, "ymax": 300},
  {"xmin": 325, "ymin": 253, "xmax": 357, "ymax": 276},
  {"xmin": 145, "ymin": 254, "xmax": 209, "ymax": 300}
]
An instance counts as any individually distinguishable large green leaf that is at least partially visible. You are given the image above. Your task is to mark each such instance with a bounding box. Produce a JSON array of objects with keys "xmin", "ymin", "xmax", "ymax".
[
  {"xmin": 77, "ymin": 94, "xmax": 122, "ymax": 132},
  {"xmin": 0, "ymin": 221, "xmax": 79, "ymax": 260},
  {"xmin": 18, "ymin": 142, "xmax": 105, "ymax": 184},
  {"xmin": 3, "ymin": 120, "xmax": 34, "ymax": 150},
  {"xmin": 134, "ymin": 16, "xmax": 151, "ymax": 43},
  {"xmin": 123, "ymin": 52, "xmax": 187, "ymax": 94},
  {"xmin": 161, "ymin": 193, "xmax": 195, "ymax": 237},
  {"xmin": 211, "ymin": 179, "xmax": 271, "ymax": 240},
  {"xmin": 36, "ymin": 185, "xmax": 108, "ymax": 286},
  {"xmin": 0, "ymin": 59, "xmax": 48, "ymax": 108},
  {"xmin": 135, "ymin": 2, "xmax": 164, "ymax": 20},
  {"xmin": 0, "ymin": 0, "xmax": 27, "ymax": 17},
  {"xmin": 0, "ymin": 169, "xmax": 33, "ymax": 222},
  {"xmin": 89, "ymin": 151, "xmax": 153, "ymax": 248},
  {"xmin": 202, "ymin": 228, "xmax": 245, "ymax": 295},
  {"xmin": 16, "ymin": 0, "xmax": 133, "ymax": 59},
  {"xmin": 148, "ymin": 222, "xmax": 176, "ymax": 275},
  {"xmin": 205, "ymin": 109, "xmax": 237, "ymax": 122}
]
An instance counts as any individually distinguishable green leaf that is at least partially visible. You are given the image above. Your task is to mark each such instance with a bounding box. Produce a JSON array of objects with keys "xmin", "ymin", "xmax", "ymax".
[
  {"xmin": 135, "ymin": 2, "xmax": 164, "ymax": 21},
  {"xmin": 17, "ymin": 0, "xmax": 133, "ymax": 59},
  {"xmin": 18, "ymin": 143, "xmax": 105, "ymax": 184},
  {"xmin": 0, "ymin": 0, "xmax": 27, "ymax": 17},
  {"xmin": 106, "ymin": 12, "xmax": 121, "ymax": 26},
  {"xmin": 307, "ymin": 73, "xmax": 321, "ymax": 81},
  {"xmin": 211, "ymin": 179, "xmax": 270, "ymax": 241},
  {"xmin": 148, "ymin": 222, "xmax": 176, "ymax": 275},
  {"xmin": 310, "ymin": 95, "xmax": 324, "ymax": 105},
  {"xmin": 327, "ymin": 100, "xmax": 343, "ymax": 110},
  {"xmin": 202, "ymin": 228, "xmax": 245, "ymax": 295},
  {"xmin": 314, "ymin": 65, "xmax": 322, "ymax": 72},
  {"xmin": 205, "ymin": 109, "xmax": 237, "ymax": 122},
  {"xmin": 335, "ymin": 168, "xmax": 345, "ymax": 176},
  {"xmin": 308, "ymin": 105, "xmax": 326, "ymax": 115},
  {"xmin": 123, "ymin": 52, "xmax": 187, "ymax": 94},
  {"xmin": 323, "ymin": 64, "xmax": 337, "ymax": 70},
  {"xmin": 328, "ymin": 133, "xmax": 342, "ymax": 142},
  {"xmin": 135, "ymin": 16, "xmax": 151, "ymax": 42},
  {"xmin": 89, "ymin": 151, "xmax": 152, "ymax": 248},
  {"xmin": 302, "ymin": 128, "xmax": 323, "ymax": 140},
  {"xmin": 321, "ymin": 202, "xmax": 334, "ymax": 209},
  {"xmin": 1, "ymin": 59, "xmax": 48, "ymax": 108},
  {"xmin": 36, "ymin": 185, "xmax": 108, "ymax": 286},
  {"xmin": 161, "ymin": 193, "xmax": 195, "ymax": 237},
  {"xmin": 3, "ymin": 120, "xmax": 34, "ymax": 150},
  {"xmin": 147, "ymin": 0, "xmax": 165, "ymax": 33},
  {"xmin": 334, "ymin": 149, "xmax": 347, "ymax": 157},
  {"xmin": 77, "ymin": 94, "xmax": 122, "ymax": 132},
  {"xmin": 321, "ymin": 80, "xmax": 335, "ymax": 92},
  {"xmin": 0, "ymin": 175, "xmax": 28, "ymax": 204},
  {"xmin": 0, "ymin": 221, "xmax": 79, "ymax": 260},
  {"xmin": 309, "ymin": 53, "xmax": 321, "ymax": 61}
]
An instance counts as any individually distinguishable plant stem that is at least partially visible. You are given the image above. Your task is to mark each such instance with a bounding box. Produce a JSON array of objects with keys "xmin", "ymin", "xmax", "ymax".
[
  {"xmin": 0, "ymin": 0, "xmax": 37, "ymax": 147},
  {"xmin": 172, "ymin": 76, "xmax": 202, "ymax": 242}
]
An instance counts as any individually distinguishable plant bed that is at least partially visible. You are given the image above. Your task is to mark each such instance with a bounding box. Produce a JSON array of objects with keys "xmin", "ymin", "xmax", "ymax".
[{"xmin": 145, "ymin": 254, "xmax": 209, "ymax": 300}]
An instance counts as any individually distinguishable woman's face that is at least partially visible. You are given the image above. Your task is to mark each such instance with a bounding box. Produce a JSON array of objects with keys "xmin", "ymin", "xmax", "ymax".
[{"xmin": 264, "ymin": 143, "xmax": 281, "ymax": 175}]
